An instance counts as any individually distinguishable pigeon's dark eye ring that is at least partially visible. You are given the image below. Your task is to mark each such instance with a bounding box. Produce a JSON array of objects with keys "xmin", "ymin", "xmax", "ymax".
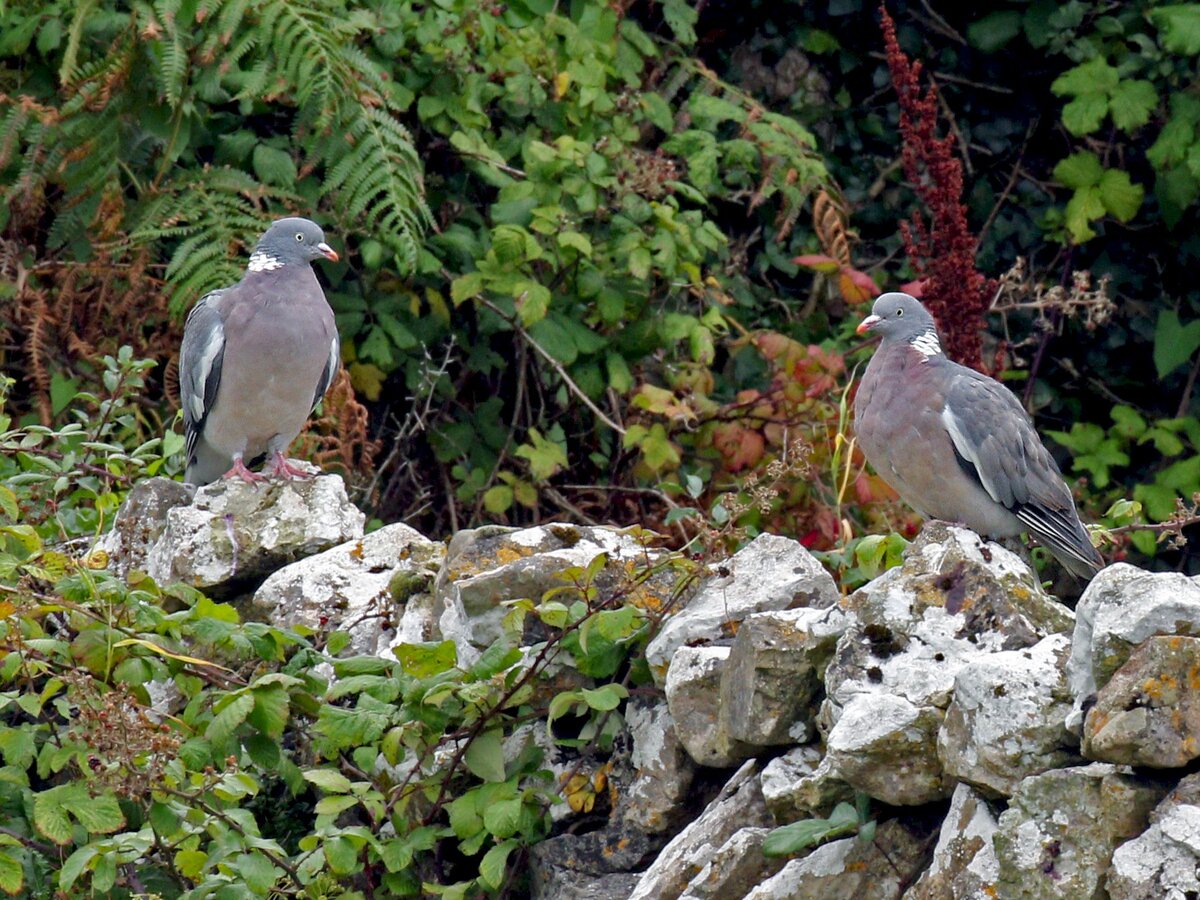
[
  {"xmin": 295, "ymin": 233, "xmax": 305, "ymax": 242},
  {"xmin": 896, "ymin": 308, "xmax": 904, "ymax": 317}
]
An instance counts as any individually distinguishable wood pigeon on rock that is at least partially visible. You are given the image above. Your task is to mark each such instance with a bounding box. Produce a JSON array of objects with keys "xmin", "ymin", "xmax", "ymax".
[
  {"xmin": 854, "ymin": 292, "xmax": 1104, "ymax": 578},
  {"xmin": 179, "ymin": 217, "xmax": 340, "ymax": 486}
]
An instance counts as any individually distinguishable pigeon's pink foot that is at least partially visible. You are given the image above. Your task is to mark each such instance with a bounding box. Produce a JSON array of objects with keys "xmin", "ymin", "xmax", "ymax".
[
  {"xmin": 269, "ymin": 451, "xmax": 313, "ymax": 480},
  {"xmin": 223, "ymin": 456, "xmax": 265, "ymax": 483}
]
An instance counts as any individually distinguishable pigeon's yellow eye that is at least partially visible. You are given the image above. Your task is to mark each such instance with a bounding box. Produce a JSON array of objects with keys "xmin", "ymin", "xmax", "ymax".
[{"xmin": 295, "ymin": 233, "xmax": 305, "ymax": 242}]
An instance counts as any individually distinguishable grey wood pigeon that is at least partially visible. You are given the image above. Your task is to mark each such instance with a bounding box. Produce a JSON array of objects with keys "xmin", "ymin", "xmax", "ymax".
[
  {"xmin": 854, "ymin": 292, "xmax": 1104, "ymax": 578},
  {"xmin": 178, "ymin": 217, "xmax": 340, "ymax": 486}
]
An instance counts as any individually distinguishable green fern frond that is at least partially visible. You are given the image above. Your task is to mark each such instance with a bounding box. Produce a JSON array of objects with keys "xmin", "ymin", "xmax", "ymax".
[{"xmin": 323, "ymin": 107, "xmax": 431, "ymax": 273}]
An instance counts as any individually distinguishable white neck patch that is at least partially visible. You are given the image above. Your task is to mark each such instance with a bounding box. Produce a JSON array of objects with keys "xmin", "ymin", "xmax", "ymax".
[
  {"xmin": 910, "ymin": 330, "xmax": 942, "ymax": 360},
  {"xmin": 247, "ymin": 250, "xmax": 283, "ymax": 272}
]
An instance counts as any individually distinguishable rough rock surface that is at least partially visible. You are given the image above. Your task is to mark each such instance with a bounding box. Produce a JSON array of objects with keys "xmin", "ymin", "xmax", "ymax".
[
  {"xmin": 993, "ymin": 763, "xmax": 1169, "ymax": 899},
  {"xmin": 939, "ymin": 634, "xmax": 1078, "ymax": 797},
  {"xmin": 99, "ymin": 476, "xmax": 195, "ymax": 578},
  {"xmin": 826, "ymin": 693, "xmax": 950, "ymax": 805},
  {"xmin": 743, "ymin": 816, "xmax": 938, "ymax": 900},
  {"xmin": 627, "ymin": 762, "xmax": 771, "ymax": 900},
  {"xmin": 1108, "ymin": 773, "xmax": 1200, "ymax": 898},
  {"xmin": 622, "ymin": 698, "xmax": 696, "ymax": 834},
  {"xmin": 676, "ymin": 827, "xmax": 783, "ymax": 899},
  {"xmin": 665, "ymin": 646, "xmax": 758, "ymax": 767},
  {"xmin": 905, "ymin": 783, "xmax": 1000, "ymax": 899},
  {"xmin": 645, "ymin": 533, "xmax": 837, "ymax": 681},
  {"xmin": 821, "ymin": 523, "xmax": 1072, "ymax": 806},
  {"xmin": 720, "ymin": 606, "xmax": 849, "ymax": 746},
  {"xmin": 119, "ymin": 472, "xmax": 364, "ymax": 593},
  {"xmin": 1084, "ymin": 635, "xmax": 1200, "ymax": 768},
  {"xmin": 434, "ymin": 524, "xmax": 669, "ymax": 656},
  {"xmin": 760, "ymin": 744, "xmax": 854, "ymax": 820},
  {"xmin": 1066, "ymin": 563, "xmax": 1200, "ymax": 733},
  {"xmin": 251, "ymin": 522, "xmax": 444, "ymax": 656}
]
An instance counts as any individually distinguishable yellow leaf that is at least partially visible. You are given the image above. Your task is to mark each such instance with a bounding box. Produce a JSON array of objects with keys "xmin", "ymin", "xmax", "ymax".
[
  {"xmin": 554, "ymin": 71, "xmax": 572, "ymax": 100},
  {"xmin": 348, "ymin": 362, "xmax": 386, "ymax": 401},
  {"xmin": 112, "ymin": 639, "xmax": 232, "ymax": 670},
  {"xmin": 80, "ymin": 550, "xmax": 109, "ymax": 570}
]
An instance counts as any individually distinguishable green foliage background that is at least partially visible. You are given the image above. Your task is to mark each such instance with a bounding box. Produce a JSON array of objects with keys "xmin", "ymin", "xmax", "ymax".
[{"xmin": 2, "ymin": 0, "xmax": 1200, "ymax": 894}]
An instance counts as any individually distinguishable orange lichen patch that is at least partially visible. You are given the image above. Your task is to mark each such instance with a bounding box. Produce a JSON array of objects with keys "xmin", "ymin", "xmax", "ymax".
[
  {"xmin": 626, "ymin": 585, "xmax": 666, "ymax": 612},
  {"xmin": 496, "ymin": 545, "xmax": 532, "ymax": 565},
  {"xmin": 1142, "ymin": 675, "xmax": 1179, "ymax": 701},
  {"xmin": 1188, "ymin": 665, "xmax": 1200, "ymax": 691},
  {"xmin": 348, "ymin": 541, "xmax": 365, "ymax": 560},
  {"xmin": 720, "ymin": 619, "xmax": 741, "ymax": 638},
  {"xmin": 1088, "ymin": 710, "xmax": 1110, "ymax": 732},
  {"xmin": 845, "ymin": 861, "xmax": 870, "ymax": 873}
]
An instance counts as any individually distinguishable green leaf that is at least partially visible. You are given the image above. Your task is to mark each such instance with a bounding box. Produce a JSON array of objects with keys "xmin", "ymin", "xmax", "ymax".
[
  {"xmin": 394, "ymin": 641, "xmax": 458, "ymax": 677},
  {"xmin": 0, "ymin": 849, "xmax": 22, "ymax": 895},
  {"xmin": 1154, "ymin": 310, "xmax": 1200, "ymax": 379},
  {"xmin": 557, "ymin": 231, "xmax": 592, "ymax": 258},
  {"xmin": 628, "ymin": 247, "xmax": 652, "ymax": 280},
  {"xmin": 63, "ymin": 791, "xmax": 124, "ymax": 835},
  {"xmin": 515, "ymin": 428, "xmax": 568, "ymax": 481},
  {"xmin": 1064, "ymin": 186, "xmax": 1104, "ymax": 243},
  {"xmin": 324, "ymin": 835, "xmax": 361, "ymax": 875},
  {"xmin": 33, "ymin": 787, "xmax": 73, "ymax": 845},
  {"xmin": 641, "ymin": 92, "xmax": 674, "ymax": 132},
  {"xmin": 1097, "ymin": 169, "xmax": 1144, "ymax": 221},
  {"xmin": 206, "ymin": 691, "xmax": 255, "ymax": 745},
  {"xmin": 463, "ymin": 730, "xmax": 506, "ymax": 783},
  {"xmin": 1153, "ymin": 5, "xmax": 1200, "ymax": 54},
  {"xmin": 247, "ymin": 684, "xmax": 290, "ymax": 739},
  {"xmin": 515, "ymin": 281, "xmax": 552, "ymax": 327},
  {"xmin": 175, "ymin": 849, "xmax": 207, "ymax": 879},
  {"xmin": 60, "ymin": 845, "xmax": 96, "ymax": 891},
  {"xmin": 1053, "ymin": 152, "xmax": 1103, "ymax": 189},
  {"xmin": 1061, "ymin": 94, "xmax": 1109, "ymax": 136},
  {"xmin": 661, "ymin": 0, "xmax": 698, "ymax": 43},
  {"xmin": 451, "ymin": 272, "xmax": 485, "ymax": 305},
  {"xmin": 581, "ymin": 683, "xmax": 628, "ymax": 711},
  {"xmin": 967, "ymin": 11, "xmax": 1022, "ymax": 52},
  {"xmin": 303, "ymin": 768, "xmax": 354, "ymax": 794},
  {"xmin": 478, "ymin": 838, "xmax": 519, "ymax": 890},
  {"xmin": 482, "ymin": 797, "xmax": 523, "ymax": 839},
  {"xmin": 1109, "ymin": 80, "xmax": 1157, "ymax": 132},
  {"xmin": 1051, "ymin": 57, "xmax": 1119, "ymax": 98},
  {"xmin": 483, "ymin": 485, "xmax": 514, "ymax": 515},
  {"xmin": 237, "ymin": 851, "xmax": 280, "ymax": 894},
  {"xmin": 252, "ymin": 144, "xmax": 298, "ymax": 188},
  {"xmin": 527, "ymin": 316, "xmax": 577, "ymax": 364}
]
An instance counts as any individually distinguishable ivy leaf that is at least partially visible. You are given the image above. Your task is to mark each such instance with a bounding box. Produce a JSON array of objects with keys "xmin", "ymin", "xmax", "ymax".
[
  {"xmin": 1109, "ymin": 79, "xmax": 1157, "ymax": 132},
  {"xmin": 1154, "ymin": 310, "xmax": 1200, "ymax": 379},
  {"xmin": 1097, "ymin": 169, "xmax": 1144, "ymax": 221},
  {"xmin": 463, "ymin": 730, "xmax": 506, "ymax": 783},
  {"xmin": 1152, "ymin": 5, "xmax": 1200, "ymax": 55},
  {"xmin": 1053, "ymin": 152, "xmax": 1103, "ymax": 189}
]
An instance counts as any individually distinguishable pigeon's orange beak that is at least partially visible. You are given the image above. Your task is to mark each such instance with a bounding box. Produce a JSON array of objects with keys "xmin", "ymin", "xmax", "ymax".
[
  {"xmin": 856, "ymin": 314, "xmax": 881, "ymax": 335},
  {"xmin": 317, "ymin": 242, "xmax": 339, "ymax": 263}
]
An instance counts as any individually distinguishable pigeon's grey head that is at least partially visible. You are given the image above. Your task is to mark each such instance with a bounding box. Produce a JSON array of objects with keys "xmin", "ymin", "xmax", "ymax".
[
  {"xmin": 856, "ymin": 292, "xmax": 938, "ymax": 344},
  {"xmin": 251, "ymin": 217, "xmax": 339, "ymax": 269}
]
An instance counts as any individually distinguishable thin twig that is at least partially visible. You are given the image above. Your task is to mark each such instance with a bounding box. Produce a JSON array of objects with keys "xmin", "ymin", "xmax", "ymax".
[
  {"xmin": 0, "ymin": 825, "xmax": 56, "ymax": 856},
  {"xmin": 1177, "ymin": 349, "xmax": 1200, "ymax": 418},
  {"xmin": 479, "ymin": 298, "xmax": 627, "ymax": 436}
]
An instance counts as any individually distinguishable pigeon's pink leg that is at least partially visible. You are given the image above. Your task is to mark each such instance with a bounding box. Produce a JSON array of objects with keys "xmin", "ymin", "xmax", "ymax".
[
  {"xmin": 223, "ymin": 454, "xmax": 265, "ymax": 483},
  {"xmin": 269, "ymin": 451, "xmax": 313, "ymax": 480}
]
